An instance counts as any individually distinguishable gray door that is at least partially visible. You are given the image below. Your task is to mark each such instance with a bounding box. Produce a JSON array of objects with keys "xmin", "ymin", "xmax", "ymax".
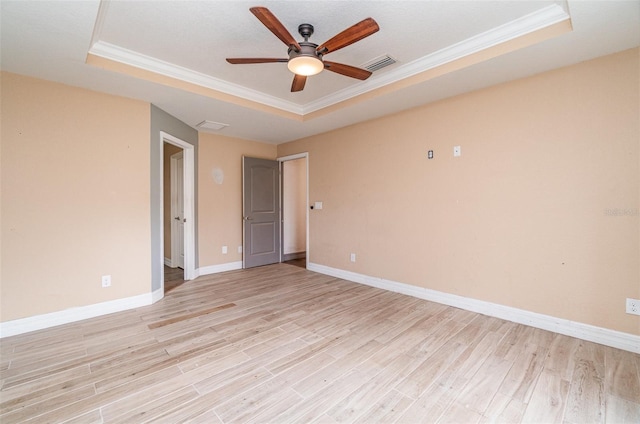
[{"xmin": 243, "ymin": 156, "xmax": 281, "ymax": 268}]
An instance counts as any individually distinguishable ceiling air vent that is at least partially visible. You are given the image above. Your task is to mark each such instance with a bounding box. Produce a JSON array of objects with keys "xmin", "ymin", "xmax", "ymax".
[
  {"xmin": 362, "ymin": 54, "xmax": 397, "ymax": 72},
  {"xmin": 196, "ymin": 120, "xmax": 229, "ymax": 131}
]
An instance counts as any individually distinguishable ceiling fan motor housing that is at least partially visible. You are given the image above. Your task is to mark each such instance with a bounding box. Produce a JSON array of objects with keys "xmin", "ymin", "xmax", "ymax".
[
  {"xmin": 288, "ymin": 42, "xmax": 321, "ymax": 60},
  {"xmin": 288, "ymin": 23, "xmax": 323, "ymax": 62},
  {"xmin": 288, "ymin": 41, "xmax": 324, "ymax": 75}
]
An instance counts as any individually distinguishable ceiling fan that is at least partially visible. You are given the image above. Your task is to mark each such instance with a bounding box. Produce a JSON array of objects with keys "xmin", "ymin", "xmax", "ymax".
[{"xmin": 226, "ymin": 7, "xmax": 379, "ymax": 92}]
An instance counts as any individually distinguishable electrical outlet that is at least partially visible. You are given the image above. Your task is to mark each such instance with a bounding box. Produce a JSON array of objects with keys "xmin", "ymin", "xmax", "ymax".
[
  {"xmin": 101, "ymin": 275, "xmax": 111, "ymax": 288},
  {"xmin": 626, "ymin": 298, "xmax": 640, "ymax": 315},
  {"xmin": 238, "ymin": 246, "xmax": 243, "ymax": 254},
  {"xmin": 350, "ymin": 253, "xmax": 356, "ymax": 263},
  {"xmin": 222, "ymin": 246, "xmax": 228, "ymax": 254}
]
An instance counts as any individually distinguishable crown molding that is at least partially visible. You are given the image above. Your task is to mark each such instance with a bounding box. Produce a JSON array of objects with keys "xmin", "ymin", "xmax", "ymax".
[
  {"xmin": 88, "ymin": 41, "xmax": 304, "ymax": 115},
  {"xmin": 88, "ymin": 1, "xmax": 569, "ymax": 118},
  {"xmin": 88, "ymin": 0, "xmax": 110, "ymax": 50},
  {"xmin": 303, "ymin": 3, "xmax": 570, "ymax": 114}
]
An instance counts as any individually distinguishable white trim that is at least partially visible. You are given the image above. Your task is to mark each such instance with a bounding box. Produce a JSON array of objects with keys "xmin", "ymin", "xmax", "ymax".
[
  {"xmin": 307, "ymin": 262, "xmax": 640, "ymax": 354},
  {"xmin": 88, "ymin": 4, "xmax": 568, "ymax": 117},
  {"xmin": 89, "ymin": 41, "xmax": 302, "ymax": 115},
  {"xmin": 164, "ymin": 257, "xmax": 172, "ymax": 267},
  {"xmin": 160, "ymin": 132, "xmax": 196, "ymax": 286},
  {"xmin": 241, "ymin": 157, "xmax": 246, "ymax": 268},
  {"xmin": 151, "ymin": 288, "xmax": 164, "ymax": 304},
  {"xmin": 88, "ymin": 0, "xmax": 110, "ymax": 50},
  {"xmin": 283, "ymin": 252, "xmax": 306, "ymax": 262},
  {"xmin": 277, "ymin": 153, "xmax": 308, "ymax": 162},
  {"xmin": 198, "ymin": 261, "xmax": 243, "ymax": 276},
  {"xmin": 0, "ymin": 293, "xmax": 153, "ymax": 338},
  {"xmin": 304, "ymin": 4, "xmax": 570, "ymax": 114}
]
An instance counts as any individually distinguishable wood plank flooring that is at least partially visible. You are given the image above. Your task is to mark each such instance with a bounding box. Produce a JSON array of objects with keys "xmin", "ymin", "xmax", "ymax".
[
  {"xmin": 164, "ymin": 266, "xmax": 186, "ymax": 294},
  {"xmin": 1, "ymin": 263, "xmax": 639, "ymax": 423}
]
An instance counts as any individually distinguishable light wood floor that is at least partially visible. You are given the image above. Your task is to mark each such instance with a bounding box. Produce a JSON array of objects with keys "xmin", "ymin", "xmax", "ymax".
[
  {"xmin": 164, "ymin": 266, "xmax": 186, "ymax": 294},
  {"xmin": 1, "ymin": 263, "xmax": 639, "ymax": 423}
]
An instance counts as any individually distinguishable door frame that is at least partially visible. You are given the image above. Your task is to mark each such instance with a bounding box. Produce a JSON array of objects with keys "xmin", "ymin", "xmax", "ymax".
[
  {"xmin": 160, "ymin": 132, "xmax": 195, "ymax": 293},
  {"xmin": 278, "ymin": 152, "xmax": 309, "ymax": 268},
  {"xmin": 170, "ymin": 151, "xmax": 184, "ymax": 269}
]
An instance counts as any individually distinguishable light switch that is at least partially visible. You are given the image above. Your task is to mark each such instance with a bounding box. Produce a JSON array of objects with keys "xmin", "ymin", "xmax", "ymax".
[{"xmin": 314, "ymin": 201, "xmax": 323, "ymax": 210}]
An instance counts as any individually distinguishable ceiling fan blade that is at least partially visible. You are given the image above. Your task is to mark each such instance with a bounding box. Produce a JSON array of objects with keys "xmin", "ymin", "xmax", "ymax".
[
  {"xmin": 317, "ymin": 18, "xmax": 379, "ymax": 54},
  {"xmin": 324, "ymin": 61, "xmax": 372, "ymax": 80},
  {"xmin": 291, "ymin": 74, "xmax": 307, "ymax": 92},
  {"xmin": 250, "ymin": 7, "xmax": 301, "ymax": 51},
  {"xmin": 226, "ymin": 58, "xmax": 288, "ymax": 64}
]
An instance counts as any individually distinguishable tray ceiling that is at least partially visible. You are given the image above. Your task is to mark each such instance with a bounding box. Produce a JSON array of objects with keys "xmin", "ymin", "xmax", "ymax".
[{"xmin": 2, "ymin": 1, "xmax": 639, "ymax": 143}]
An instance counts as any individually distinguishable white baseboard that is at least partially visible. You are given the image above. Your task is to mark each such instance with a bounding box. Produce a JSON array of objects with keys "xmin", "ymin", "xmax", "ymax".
[
  {"xmin": 198, "ymin": 261, "xmax": 243, "ymax": 276},
  {"xmin": 283, "ymin": 252, "xmax": 306, "ymax": 262},
  {"xmin": 6, "ymin": 262, "xmax": 635, "ymax": 354},
  {"xmin": 307, "ymin": 262, "xmax": 640, "ymax": 354},
  {"xmin": 152, "ymin": 287, "xmax": 164, "ymax": 303},
  {"xmin": 164, "ymin": 257, "xmax": 172, "ymax": 267},
  {"xmin": 0, "ymin": 292, "xmax": 154, "ymax": 338}
]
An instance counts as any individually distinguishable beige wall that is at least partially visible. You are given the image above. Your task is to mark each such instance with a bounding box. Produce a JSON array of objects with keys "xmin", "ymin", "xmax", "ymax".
[
  {"xmin": 163, "ymin": 143, "xmax": 183, "ymax": 260},
  {"xmin": 278, "ymin": 48, "xmax": 640, "ymax": 335},
  {"xmin": 1, "ymin": 72, "xmax": 151, "ymax": 322},
  {"xmin": 198, "ymin": 133, "xmax": 277, "ymax": 267},
  {"xmin": 283, "ymin": 158, "xmax": 307, "ymax": 255}
]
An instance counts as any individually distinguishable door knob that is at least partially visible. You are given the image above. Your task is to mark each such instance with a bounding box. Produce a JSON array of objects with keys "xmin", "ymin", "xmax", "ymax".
[
  {"xmin": 174, "ymin": 216, "xmax": 180, "ymax": 220},
  {"xmin": 244, "ymin": 216, "xmax": 253, "ymax": 221}
]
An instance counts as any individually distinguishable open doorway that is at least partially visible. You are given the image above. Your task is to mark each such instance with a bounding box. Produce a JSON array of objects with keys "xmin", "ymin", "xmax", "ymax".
[
  {"xmin": 158, "ymin": 131, "xmax": 195, "ymax": 298},
  {"xmin": 241, "ymin": 153, "xmax": 309, "ymax": 269},
  {"xmin": 163, "ymin": 143, "xmax": 186, "ymax": 292},
  {"xmin": 279, "ymin": 153, "xmax": 308, "ymax": 269}
]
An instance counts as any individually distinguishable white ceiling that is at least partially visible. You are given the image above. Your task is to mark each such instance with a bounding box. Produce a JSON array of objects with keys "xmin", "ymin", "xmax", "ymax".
[{"xmin": 1, "ymin": 1, "xmax": 639, "ymax": 144}]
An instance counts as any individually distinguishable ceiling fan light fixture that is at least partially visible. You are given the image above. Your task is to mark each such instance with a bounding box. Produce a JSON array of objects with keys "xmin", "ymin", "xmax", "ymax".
[
  {"xmin": 227, "ymin": 8, "xmax": 380, "ymax": 91},
  {"xmin": 288, "ymin": 55, "xmax": 324, "ymax": 76}
]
